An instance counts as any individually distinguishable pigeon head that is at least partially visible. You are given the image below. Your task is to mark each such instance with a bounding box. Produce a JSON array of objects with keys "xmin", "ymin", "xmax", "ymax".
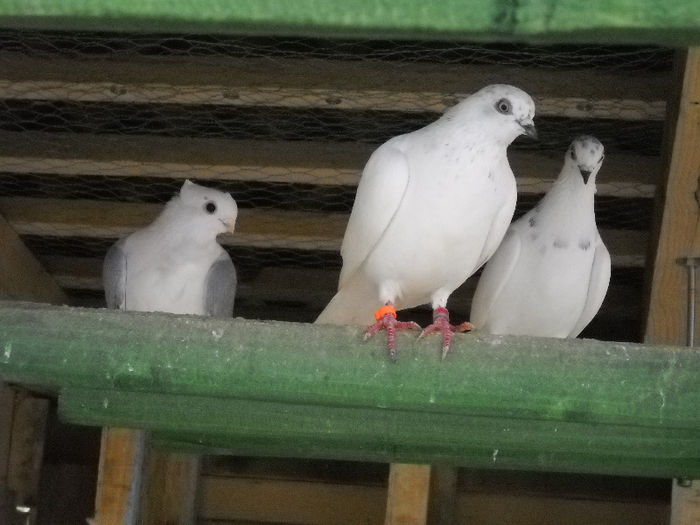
[
  {"xmin": 566, "ymin": 136, "xmax": 604, "ymax": 185},
  {"xmin": 448, "ymin": 84, "xmax": 536, "ymax": 144},
  {"xmin": 177, "ymin": 179, "xmax": 238, "ymax": 235}
]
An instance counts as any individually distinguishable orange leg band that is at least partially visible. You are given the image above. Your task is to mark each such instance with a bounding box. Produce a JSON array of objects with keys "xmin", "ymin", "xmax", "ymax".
[{"xmin": 374, "ymin": 304, "xmax": 397, "ymax": 321}]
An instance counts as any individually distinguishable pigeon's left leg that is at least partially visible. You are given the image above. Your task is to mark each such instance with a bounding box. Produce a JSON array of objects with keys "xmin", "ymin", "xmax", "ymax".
[
  {"xmin": 364, "ymin": 302, "xmax": 421, "ymax": 362},
  {"xmin": 419, "ymin": 307, "xmax": 472, "ymax": 359}
]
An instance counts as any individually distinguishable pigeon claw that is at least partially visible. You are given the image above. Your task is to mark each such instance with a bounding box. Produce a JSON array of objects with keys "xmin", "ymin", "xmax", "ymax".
[
  {"xmin": 419, "ymin": 307, "xmax": 472, "ymax": 359},
  {"xmin": 364, "ymin": 304, "xmax": 420, "ymax": 361}
]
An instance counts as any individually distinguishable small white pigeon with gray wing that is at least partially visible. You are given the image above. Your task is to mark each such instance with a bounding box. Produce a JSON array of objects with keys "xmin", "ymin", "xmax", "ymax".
[
  {"xmin": 470, "ymin": 135, "xmax": 611, "ymax": 337},
  {"xmin": 103, "ymin": 179, "xmax": 237, "ymax": 317}
]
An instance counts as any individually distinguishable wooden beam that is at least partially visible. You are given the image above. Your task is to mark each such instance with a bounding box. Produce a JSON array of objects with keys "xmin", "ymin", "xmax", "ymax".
[
  {"xmin": 0, "ymin": 384, "xmax": 13, "ymax": 519},
  {"xmin": 0, "ymin": 302, "xmax": 698, "ymax": 478},
  {"xmin": 92, "ymin": 428, "xmax": 145, "ymax": 525},
  {"xmin": 0, "ymin": 53, "xmax": 669, "ymax": 118},
  {"xmin": 643, "ymin": 48, "xmax": 700, "ymax": 525},
  {"xmin": 0, "ymin": 131, "xmax": 660, "ymax": 195},
  {"xmin": 196, "ymin": 472, "xmax": 669, "ymax": 525},
  {"xmin": 0, "ymin": 0, "xmax": 699, "ymax": 44},
  {"xmin": 142, "ymin": 451, "xmax": 200, "ymax": 525},
  {"xmin": 0, "ymin": 197, "xmax": 649, "ymax": 266},
  {"xmin": 385, "ymin": 464, "xmax": 431, "ymax": 525},
  {"xmin": 199, "ymin": 474, "xmax": 387, "ymax": 524},
  {"xmin": 6, "ymin": 392, "xmax": 48, "ymax": 522},
  {"xmin": 671, "ymin": 480, "xmax": 700, "ymax": 525},
  {"xmin": 0, "ymin": 80, "xmax": 666, "ymax": 122},
  {"xmin": 0, "ymin": 212, "xmax": 67, "ymax": 304},
  {"xmin": 644, "ymin": 48, "xmax": 700, "ymax": 346}
]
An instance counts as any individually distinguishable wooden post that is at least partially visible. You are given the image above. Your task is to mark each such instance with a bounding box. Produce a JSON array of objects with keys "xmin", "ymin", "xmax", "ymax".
[
  {"xmin": 384, "ymin": 463, "xmax": 431, "ymax": 525},
  {"xmin": 643, "ymin": 48, "xmax": 700, "ymax": 524},
  {"xmin": 428, "ymin": 466, "xmax": 458, "ymax": 525},
  {"xmin": 0, "ymin": 213, "xmax": 67, "ymax": 304},
  {"xmin": 671, "ymin": 480, "xmax": 700, "ymax": 525},
  {"xmin": 142, "ymin": 450, "xmax": 200, "ymax": 525},
  {"xmin": 0, "ymin": 384, "xmax": 15, "ymax": 523},
  {"xmin": 1, "ymin": 390, "xmax": 49, "ymax": 525},
  {"xmin": 92, "ymin": 428, "xmax": 146, "ymax": 525}
]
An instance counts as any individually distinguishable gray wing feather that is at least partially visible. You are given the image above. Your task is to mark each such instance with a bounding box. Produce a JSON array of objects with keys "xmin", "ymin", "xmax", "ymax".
[
  {"xmin": 569, "ymin": 237, "xmax": 611, "ymax": 337},
  {"xmin": 204, "ymin": 251, "xmax": 237, "ymax": 318},
  {"xmin": 103, "ymin": 239, "xmax": 128, "ymax": 310}
]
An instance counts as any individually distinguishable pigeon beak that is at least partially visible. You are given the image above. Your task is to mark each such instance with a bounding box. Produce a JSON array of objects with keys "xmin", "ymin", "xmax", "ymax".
[
  {"xmin": 520, "ymin": 122, "xmax": 537, "ymax": 140},
  {"xmin": 579, "ymin": 168, "xmax": 592, "ymax": 184},
  {"xmin": 220, "ymin": 219, "xmax": 236, "ymax": 233}
]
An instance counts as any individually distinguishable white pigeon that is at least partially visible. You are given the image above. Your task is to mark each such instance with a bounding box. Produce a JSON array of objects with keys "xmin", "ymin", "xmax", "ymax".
[
  {"xmin": 470, "ymin": 135, "xmax": 611, "ymax": 337},
  {"xmin": 316, "ymin": 84, "xmax": 537, "ymax": 359},
  {"xmin": 103, "ymin": 179, "xmax": 238, "ymax": 317}
]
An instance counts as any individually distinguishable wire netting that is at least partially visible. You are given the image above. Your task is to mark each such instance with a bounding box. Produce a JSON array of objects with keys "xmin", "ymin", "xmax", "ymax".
[{"xmin": 0, "ymin": 30, "xmax": 674, "ymax": 340}]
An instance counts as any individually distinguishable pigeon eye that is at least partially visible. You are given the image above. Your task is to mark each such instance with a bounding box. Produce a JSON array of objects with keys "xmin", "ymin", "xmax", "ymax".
[
  {"xmin": 204, "ymin": 201, "xmax": 217, "ymax": 214},
  {"xmin": 495, "ymin": 98, "xmax": 511, "ymax": 114}
]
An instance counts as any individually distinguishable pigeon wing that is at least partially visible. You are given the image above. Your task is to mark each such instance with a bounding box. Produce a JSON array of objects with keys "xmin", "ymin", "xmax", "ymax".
[
  {"xmin": 204, "ymin": 250, "xmax": 237, "ymax": 318},
  {"xmin": 469, "ymin": 227, "xmax": 522, "ymax": 329},
  {"xmin": 338, "ymin": 144, "xmax": 410, "ymax": 289},
  {"xmin": 103, "ymin": 239, "xmax": 128, "ymax": 310},
  {"xmin": 569, "ymin": 235, "xmax": 611, "ymax": 337}
]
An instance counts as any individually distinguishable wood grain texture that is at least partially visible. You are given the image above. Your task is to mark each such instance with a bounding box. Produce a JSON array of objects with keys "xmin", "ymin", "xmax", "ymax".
[
  {"xmin": 644, "ymin": 48, "xmax": 700, "ymax": 346},
  {"xmin": 142, "ymin": 451, "xmax": 200, "ymax": 525},
  {"xmin": 671, "ymin": 480, "xmax": 700, "ymax": 525},
  {"xmin": 385, "ymin": 464, "xmax": 431, "ymax": 525},
  {"xmin": 0, "ymin": 212, "xmax": 67, "ymax": 304},
  {"xmin": 6, "ymin": 393, "xmax": 48, "ymax": 514},
  {"xmin": 0, "ymin": 197, "xmax": 649, "ymax": 266},
  {"xmin": 92, "ymin": 428, "xmax": 145, "ymax": 525},
  {"xmin": 0, "ymin": 131, "xmax": 660, "ymax": 195}
]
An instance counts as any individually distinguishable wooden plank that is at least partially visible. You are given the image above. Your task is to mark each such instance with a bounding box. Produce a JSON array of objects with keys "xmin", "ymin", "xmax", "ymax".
[
  {"xmin": 142, "ymin": 451, "xmax": 200, "ymax": 525},
  {"xmin": 671, "ymin": 480, "xmax": 700, "ymax": 525},
  {"xmin": 6, "ymin": 393, "xmax": 48, "ymax": 521},
  {"xmin": 644, "ymin": 48, "xmax": 700, "ymax": 346},
  {"xmin": 459, "ymin": 492, "xmax": 668, "ymax": 525},
  {"xmin": 428, "ymin": 466, "xmax": 458, "ymax": 525},
  {"xmin": 92, "ymin": 428, "xmax": 146, "ymax": 525},
  {"xmin": 0, "ymin": 52, "xmax": 670, "ymax": 116},
  {"xmin": 0, "ymin": 80, "xmax": 666, "ymax": 121},
  {"xmin": 199, "ymin": 475, "xmax": 386, "ymax": 524},
  {"xmin": 0, "ymin": 197, "xmax": 649, "ymax": 267},
  {"xmin": 385, "ymin": 464, "xmax": 431, "ymax": 525},
  {"xmin": 0, "ymin": 131, "xmax": 660, "ymax": 195},
  {"xmin": 643, "ymin": 48, "xmax": 700, "ymax": 524},
  {"xmin": 0, "ymin": 212, "xmax": 67, "ymax": 304},
  {"xmin": 4, "ymin": 302, "xmax": 697, "ymax": 433},
  {"xmin": 197, "ymin": 475, "xmax": 668, "ymax": 525}
]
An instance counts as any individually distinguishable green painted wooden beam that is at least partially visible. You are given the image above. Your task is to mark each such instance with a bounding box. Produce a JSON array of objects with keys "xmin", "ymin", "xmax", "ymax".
[
  {"xmin": 1, "ymin": 301, "xmax": 700, "ymax": 476},
  {"xmin": 59, "ymin": 388, "xmax": 700, "ymax": 478},
  {"xmin": 0, "ymin": 0, "xmax": 698, "ymax": 45},
  {"xmin": 1, "ymin": 302, "xmax": 699, "ymax": 430}
]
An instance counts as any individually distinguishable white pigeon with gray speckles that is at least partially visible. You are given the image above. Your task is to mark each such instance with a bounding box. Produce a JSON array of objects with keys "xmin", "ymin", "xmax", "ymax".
[
  {"xmin": 470, "ymin": 135, "xmax": 611, "ymax": 337},
  {"xmin": 316, "ymin": 84, "xmax": 536, "ymax": 325}
]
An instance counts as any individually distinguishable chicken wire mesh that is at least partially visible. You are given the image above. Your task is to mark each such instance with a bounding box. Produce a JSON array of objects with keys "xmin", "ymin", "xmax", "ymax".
[{"xmin": 0, "ymin": 30, "xmax": 674, "ymax": 340}]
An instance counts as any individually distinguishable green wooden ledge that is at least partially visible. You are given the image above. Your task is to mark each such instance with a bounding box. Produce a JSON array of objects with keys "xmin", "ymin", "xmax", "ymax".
[
  {"xmin": 1, "ymin": 301, "xmax": 699, "ymax": 478},
  {"xmin": 0, "ymin": 0, "xmax": 699, "ymax": 45}
]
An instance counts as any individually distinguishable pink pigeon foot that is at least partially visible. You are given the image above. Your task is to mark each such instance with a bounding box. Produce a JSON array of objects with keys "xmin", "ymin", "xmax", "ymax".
[
  {"xmin": 364, "ymin": 302, "xmax": 421, "ymax": 362},
  {"xmin": 419, "ymin": 307, "xmax": 472, "ymax": 359}
]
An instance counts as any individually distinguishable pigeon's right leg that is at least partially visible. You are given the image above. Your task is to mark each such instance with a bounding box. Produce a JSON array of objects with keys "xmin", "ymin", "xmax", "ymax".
[{"xmin": 364, "ymin": 302, "xmax": 420, "ymax": 362}]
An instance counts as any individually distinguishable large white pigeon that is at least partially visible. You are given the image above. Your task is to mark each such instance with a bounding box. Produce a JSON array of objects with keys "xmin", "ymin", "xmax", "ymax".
[
  {"xmin": 470, "ymin": 135, "xmax": 611, "ymax": 337},
  {"xmin": 316, "ymin": 84, "xmax": 536, "ymax": 359},
  {"xmin": 103, "ymin": 179, "xmax": 238, "ymax": 317}
]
